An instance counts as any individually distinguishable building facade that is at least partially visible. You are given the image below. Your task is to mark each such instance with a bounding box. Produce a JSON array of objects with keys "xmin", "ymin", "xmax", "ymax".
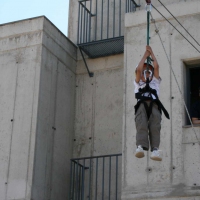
[{"xmin": 0, "ymin": 0, "xmax": 200, "ymax": 199}]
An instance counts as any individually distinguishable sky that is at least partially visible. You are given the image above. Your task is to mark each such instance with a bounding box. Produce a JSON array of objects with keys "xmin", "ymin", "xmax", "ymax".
[{"xmin": 0, "ymin": 0, "xmax": 69, "ymax": 36}]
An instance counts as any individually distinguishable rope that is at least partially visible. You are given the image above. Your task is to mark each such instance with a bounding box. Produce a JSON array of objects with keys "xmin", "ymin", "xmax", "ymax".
[
  {"xmin": 151, "ymin": 4, "xmax": 200, "ymax": 54},
  {"xmin": 147, "ymin": 10, "xmax": 150, "ymax": 45},
  {"xmin": 146, "ymin": 1, "xmax": 153, "ymax": 74},
  {"xmin": 157, "ymin": 0, "xmax": 200, "ymax": 47},
  {"xmin": 150, "ymin": 12, "xmax": 200, "ymax": 144}
]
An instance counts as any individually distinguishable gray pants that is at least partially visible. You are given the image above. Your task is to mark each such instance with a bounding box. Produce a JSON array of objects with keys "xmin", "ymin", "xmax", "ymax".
[{"xmin": 135, "ymin": 102, "xmax": 161, "ymax": 151}]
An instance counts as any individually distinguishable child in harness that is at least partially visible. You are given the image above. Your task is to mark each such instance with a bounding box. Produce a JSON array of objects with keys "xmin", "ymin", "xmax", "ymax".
[{"xmin": 134, "ymin": 46, "xmax": 169, "ymax": 161}]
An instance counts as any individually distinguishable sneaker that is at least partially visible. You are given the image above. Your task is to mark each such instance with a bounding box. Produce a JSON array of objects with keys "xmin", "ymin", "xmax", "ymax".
[
  {"xmin": 135, "ymin": 145, "xmax": 145, "ymax": 158},
  {"xmin": 150, "ymin": 149, "xmax": 162, "ymax": 161}
]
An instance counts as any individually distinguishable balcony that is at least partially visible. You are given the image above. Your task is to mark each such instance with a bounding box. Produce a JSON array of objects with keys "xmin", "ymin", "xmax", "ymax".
[
  {"xmin": 69, "ymin": 154, "xmax": 122, "ymax": 199},
  {"xmin": 77, "ymin": 0, "xmax": 140, "ymax": 58}
]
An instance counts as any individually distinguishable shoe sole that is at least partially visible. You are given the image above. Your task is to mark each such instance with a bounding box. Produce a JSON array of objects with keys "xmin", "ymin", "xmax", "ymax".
[
  {"xmin": 150, "ymin": 156, "xmax": 162, "ymax": 161},
  {"xmin": 135, "ymin": 152, "xmax": 144, "ymax": 158}
]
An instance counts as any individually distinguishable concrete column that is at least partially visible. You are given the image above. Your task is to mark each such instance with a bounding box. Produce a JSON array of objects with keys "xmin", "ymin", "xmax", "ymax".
[{"xmin": 0, "ymin": 16, "xmax": 77, "ymax": 200}]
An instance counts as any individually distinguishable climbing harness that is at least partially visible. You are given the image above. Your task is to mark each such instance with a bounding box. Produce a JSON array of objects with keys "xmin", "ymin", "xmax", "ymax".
[{"xmin": 135, "ymin": 84, "xmax": 170, "ymax": 119}]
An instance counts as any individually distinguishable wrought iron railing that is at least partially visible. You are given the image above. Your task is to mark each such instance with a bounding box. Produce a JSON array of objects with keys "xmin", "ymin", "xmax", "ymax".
[
  {"xmin": 69, "ymin": 153, "xmax": 122, "ymax": 200},
  {"xmin": 77, "ymin": 0, "xmax": 140, "ymax": 45}
]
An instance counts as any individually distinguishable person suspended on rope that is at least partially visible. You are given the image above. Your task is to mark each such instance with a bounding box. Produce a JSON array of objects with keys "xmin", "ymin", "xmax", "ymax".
[
  {"xmin": 191, "ymin": 86, "xmax": 200, "ymax": 124},
  {"xmin": 134, "ymin": 45, "xmax": 169, "ymax": 161}
]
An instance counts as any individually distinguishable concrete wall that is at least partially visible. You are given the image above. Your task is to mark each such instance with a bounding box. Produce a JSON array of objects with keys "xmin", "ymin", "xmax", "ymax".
[
  {"xmin": 69, "ymin": 0, "xmax": 125, "ymax": 190},
  {"xmin": 70, "ymin": 0, "xmax": 125, "ymax": 158},
  {"xmin": 68, "ymin": 0, "xmax": 200, "ymax": 199},
  {"xmin": 73, "ymin": 52, "xmax": 123, "ymax": 199},
  {"xmin": 74, "ymin": 54, "xmax": 124, "ymax": 158},
  {"xmin": 32, "ymin": 17, "xmax": 77, "ymax": 200},
  {"xmin": 68, "ymin": 0, "xmax": 78, "ymax": 44},
  {"xmin": 0, "ymin": 16, "xmax": 77, "ymax": 200},
  {"xmin": 0, "ymin": 17, "xmax": 43, "ymax": 200},
  {"xmin": 122, "ymin": 1, "xmax": 200, "ymax": 199}
]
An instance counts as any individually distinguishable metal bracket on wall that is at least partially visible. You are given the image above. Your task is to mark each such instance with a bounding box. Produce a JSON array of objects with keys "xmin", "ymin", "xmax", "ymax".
[{"xmin": 79, "ymin": 47, "xmax": 94, "ymax": 77}]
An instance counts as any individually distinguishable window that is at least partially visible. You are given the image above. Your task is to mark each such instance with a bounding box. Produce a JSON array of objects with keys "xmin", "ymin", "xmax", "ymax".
[
  {"xmin": 184, "ymin": 58, "xmax": 200, "ymax": 125},
  {"xmin": 189, "ymin": 67, "xmax": 200, "ymax": 104}
]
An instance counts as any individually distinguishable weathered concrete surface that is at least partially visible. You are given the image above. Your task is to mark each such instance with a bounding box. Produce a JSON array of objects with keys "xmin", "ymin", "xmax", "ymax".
[
  {"xmin": 183, "ymin": 127, "xmax": 200, "ymax": 189},
  {"xmin": 32, "ymin": 17, "xmax": 77, "ymax": 200},
  {"xmin": 74, "ymin": 53, "xmax": 123, "ymax": 199},
  {"xmin": 74, "ymin": 54, "xmax": 124, "ymax": 158},
  {"xmin": 72, "ymin": 4, "xmax": 124, "ymax": 156},
  {"xmin": 0, "ymin": 17, "xmax": 43, "ymax": 200},
  {"xmin": 68, "ymin": 0, "xmax": 79, "ymax": 44},
  {"xmin": 0, "ymin": 16, "xmax": 77, "ymax": 200},
  {"xmin": 122, "ymin": 1, "xmax": 200, "ymax": 199}
]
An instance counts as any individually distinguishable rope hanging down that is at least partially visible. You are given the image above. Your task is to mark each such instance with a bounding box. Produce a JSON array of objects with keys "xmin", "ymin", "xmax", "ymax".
[{"xmin": 150, "ymin": 12, "xmax": 200, "ymax": 144}]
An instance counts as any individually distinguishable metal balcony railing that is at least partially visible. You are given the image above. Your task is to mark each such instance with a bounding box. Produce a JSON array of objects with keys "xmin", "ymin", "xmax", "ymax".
[
  {"xmin": 77, "ymin": 0, "xmax": 140, "ymax": 58},
  {"xmin": 69, "ymin": 153, "xmax": 122, "ymax": 200}
]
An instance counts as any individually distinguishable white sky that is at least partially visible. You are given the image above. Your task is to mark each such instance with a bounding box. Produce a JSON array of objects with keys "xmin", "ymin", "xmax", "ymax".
[{"xmin": 0, "ymin": 0, "xmax": 69, "ymax": 36}]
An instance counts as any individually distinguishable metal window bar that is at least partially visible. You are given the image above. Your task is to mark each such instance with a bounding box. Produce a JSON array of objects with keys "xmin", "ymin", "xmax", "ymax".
[
  {"xmin": 95, "ymin": 158, "xmax": 98, "ymax": 200},
  {"xmin": 78, "ymin": 0, "xmax": 94, "ymax": 44},
  {"xmin": 119, "ymin": 0, "xmax": 121, "ymax": 36},
  {"xmin": 77, "ymin": 0, "xmax": 140, "ymax": 45},
  {"xmin": 113, "ymin": 0, "xmax": 115, "ymax": 38},
  {"xmin": 108, "ymin": 156, "xmax": 111, "ymax": 200},
  {"xmin": 107, "ymin": 0, "xmax": 109, "ymax": 38},
  {"xmin": 95, "ymin": 0, "xmax": 97, "ymax": 41},
  {"xmin": 115, "ymin": 155, "xmax": 118, "ymax": 199},
  {"xmin": 102, "ymin": 157, "xmax": 105, "ymax": 200},
  {"xmin": 69, "ymin": 153, "xmax": 122, "ymax": 200},
  {"xmin": 75, "ymin": 160, "xmax": 79, "ymax": 200},
  {"xmin": 101, "ymin": 0, "xmax": 103, "ymax": 40},
  {"xmin": 83, "ymin": 4, "xmax": 85, "ymax": 43}
]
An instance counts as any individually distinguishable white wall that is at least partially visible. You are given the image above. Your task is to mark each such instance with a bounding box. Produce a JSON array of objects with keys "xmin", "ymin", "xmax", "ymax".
[
  {"xmin": 74, "ymin": 54, "xmax": 124, "ymax": 158},
  {"xmin": 73, "ymin": 53, "xmax": 124, "ymax": 199},
  {"xmin": 122, "ymin": 1, "xmax": 200, "ymax": 199},
  {"xmin": 0, "ymin": 16, "xmax": 77, "ymax": 200},
  {"xmin": 0, "ymin": 17, "xmax": 43, "ymax": 200}
]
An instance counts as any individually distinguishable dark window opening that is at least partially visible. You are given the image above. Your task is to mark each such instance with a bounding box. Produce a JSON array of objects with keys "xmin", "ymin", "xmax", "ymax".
[
  {"xmin": 190, "ymin": 68, "xmax": 200, "ymax": 104},
  {"xmin": 186, "ymin": 65, "xmax": 200, "ymax": 125}
]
